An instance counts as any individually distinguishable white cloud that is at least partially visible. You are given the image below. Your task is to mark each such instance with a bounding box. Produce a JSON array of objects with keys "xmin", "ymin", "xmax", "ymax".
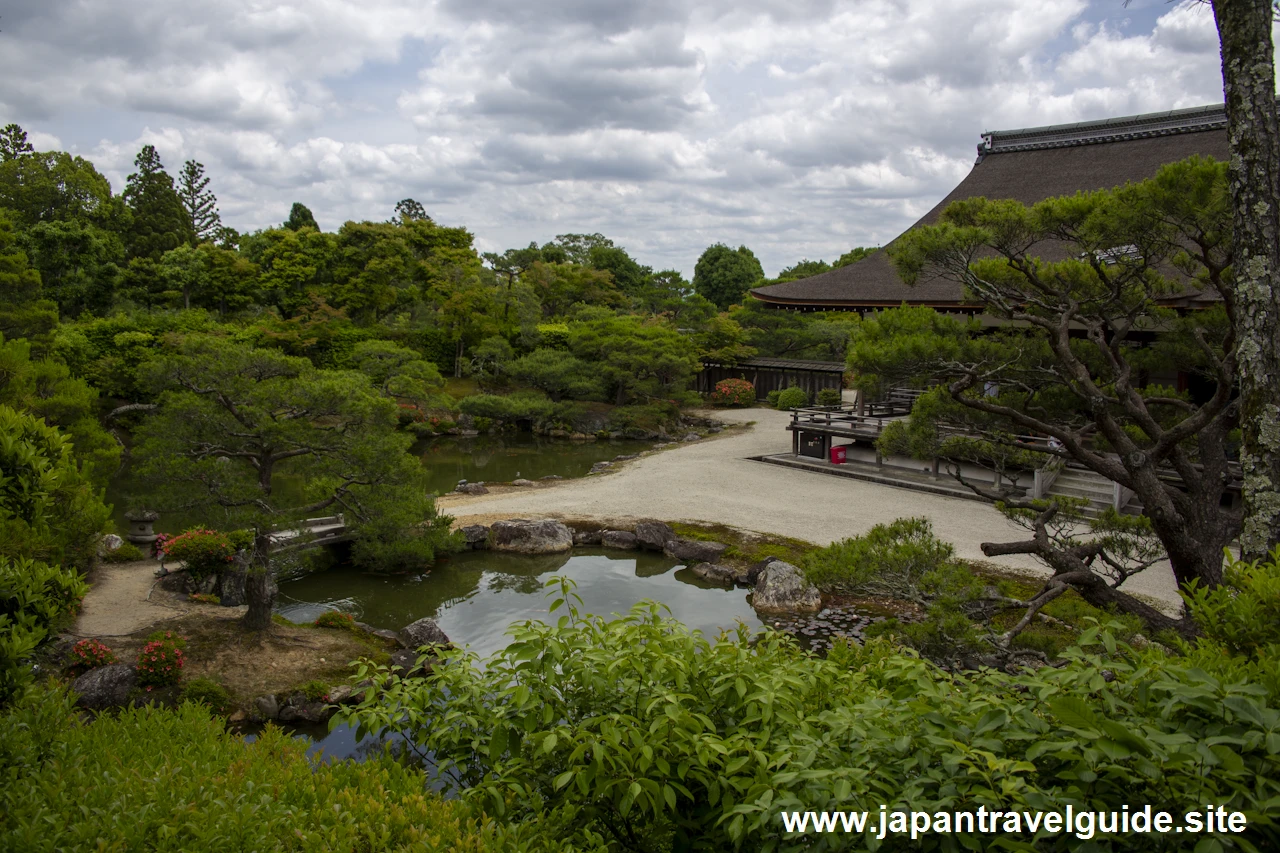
[{"xmin": 0, "ymin": 0, "xmax": 1256, "ymax": 277}]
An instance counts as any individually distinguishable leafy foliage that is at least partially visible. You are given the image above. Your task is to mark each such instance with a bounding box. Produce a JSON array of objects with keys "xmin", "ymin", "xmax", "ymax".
[
  {"xmin": 773, "ymin": 386, "xmax": 808, "ymax": 410},
  {"xmin": 180, "ymin": 677, "xmax": 233, "ymax": 715},
  {"xmin": 0, "ymin": 556, "xmax": 87, "ymax": 704},
  {"xmin": 692, "ymin": 243, "xmax": 764, "ymax": 310},
  {"xmin": 341, "ymin": 579, "xmax": 1280, "ymax": 851},
  {"xmin": 0, "ymin": 405, "xmax": 110, "ymax": 572},
  {"xmin": 100, "ymin": 541, "xmax": 145, "ymax": 562},
  {"xmin": 0, "ymin": 690, "xmax": 495, "ymax": 852}
]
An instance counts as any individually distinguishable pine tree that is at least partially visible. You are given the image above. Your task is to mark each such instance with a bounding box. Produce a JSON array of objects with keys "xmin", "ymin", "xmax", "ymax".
[
  {"xmin": 177, "ymin": 160, "xmax": 222, "ymax": 242},
  {"xmin": 123, "ymin": 146, "xmax": 195, "ymax": 260},
  {"xmin": 0, "ymin": 124, "xmax": 34, "ymax": 161},
  {"xmin": 394, "ymin": 198, "xmax": 429, "ymax": 222},
  {"xmin": 284, "ymin": 202, "xmax": 318, "ymax": 231}
]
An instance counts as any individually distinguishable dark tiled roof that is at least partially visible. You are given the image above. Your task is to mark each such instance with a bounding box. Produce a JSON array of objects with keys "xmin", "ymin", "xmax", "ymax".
[
  {"xmin": 752, "ymin": 104, "xmax": 1231, "ymax": 309},
  {"xmin": 713, "ymin": 357, "xmax": 846, "ymax": 372}
]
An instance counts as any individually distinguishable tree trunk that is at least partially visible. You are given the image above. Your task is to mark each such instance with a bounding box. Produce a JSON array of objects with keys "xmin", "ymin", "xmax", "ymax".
[
  {"xmin": 240, "ymin": 532, "xmax": 277, "ymax": 631},
  {"xmin": 455, "ymin": 338, "xmax": 464, "ymax": 378},
  {"xmin": 1213, "ymin": 0, "xmax": 1280, "ymax": 560}
]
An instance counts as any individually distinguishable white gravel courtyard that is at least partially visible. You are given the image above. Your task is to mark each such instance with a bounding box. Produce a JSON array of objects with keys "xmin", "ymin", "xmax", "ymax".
[{"xmin": 439, "ymin": 407, "xmax": 1183, "ymax": 611}]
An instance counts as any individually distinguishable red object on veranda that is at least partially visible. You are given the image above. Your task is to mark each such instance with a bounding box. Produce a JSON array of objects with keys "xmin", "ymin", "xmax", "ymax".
[{"xmin": 830, "ymin": 445, "xmax": 847, "ymax": 464}]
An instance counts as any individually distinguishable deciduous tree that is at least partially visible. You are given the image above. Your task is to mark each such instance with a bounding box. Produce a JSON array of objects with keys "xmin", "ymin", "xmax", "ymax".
[{"xmin": 693, "ymin": 243, "xmax": 764, "ymax": 310}]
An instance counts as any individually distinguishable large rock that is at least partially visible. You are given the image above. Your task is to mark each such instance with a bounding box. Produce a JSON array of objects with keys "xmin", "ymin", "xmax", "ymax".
[
  {"xmin": 398, "ymin": 617, "xmax": 451, "ymax": 650},
  {"xmin": 98, "ymin": 533, "xmax": 125, "ymax": 556},
  {"xmin": 744, "ymin": 556, "xmax": 782, "ymax": 587},
  {"xmin": 278, "ymin": 692, "xmax": 335, "ymax": 724},
  {"xmin": 752, "ymin": 561, "xmax": 822, "ymax": 613},
  {"xmin": 215, "ymin": 559, "xmax": 247, "ymax": 606},
  {"xmin": 255, "ymin": 694, "xmax": 280, "ymax": 720},
  {"xmin": 690, "ymin": 562, "xmax": 738, "ymax": 586},
  {"xmin": 490, "ymin": 519, "xmax": 574, "ymax": 554},
  {"xmin": 573, "ymin": 529, "xmax": 603, "ymax": 546},
  {"xmin": 601, "ymin": 530, "xmax": 638, "ymax": 550},
  {"xmin": 460, "ymin": 524, "xmax": 490, "ymax": 550},
  {"xmin": 456, "ymin": 483, "xmax": 489, "ymax": 496},
  {"xmin": 633, "ymin": 521, "xmax": 675, "ymax": 551},
  {"xmin": 663, "ymin": 537, "xmax": 729, "ymax": 564},
  {"xmin": 72, "ymin": 664, "xmax": 139, "ymax": 711}
]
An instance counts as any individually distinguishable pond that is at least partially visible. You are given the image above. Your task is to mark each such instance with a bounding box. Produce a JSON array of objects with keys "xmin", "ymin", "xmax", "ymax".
[
  {"xmin": 410, "ymin": 433, "xmax": 654, "ymax": 496},
  {"xmin": 276, "ymin": 549, "xmax": 763, "ymax": 660},
  {"xmin": 271, "ymin": 549, "xmax": 765, "ymax": 762},
  {"xmin": 105, "ymin": 433, "xmax": 654, "ymax": 535}
]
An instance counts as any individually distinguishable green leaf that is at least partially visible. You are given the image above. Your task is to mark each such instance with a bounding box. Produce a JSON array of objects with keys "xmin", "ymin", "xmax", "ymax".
[{"xmin": 1049, "ymin": 696, "xmax": 1098, "ymax": 731}]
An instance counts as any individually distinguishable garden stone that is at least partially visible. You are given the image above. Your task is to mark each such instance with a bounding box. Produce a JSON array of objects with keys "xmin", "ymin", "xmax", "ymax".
[
  {"xmin": 690, "ymin": 562, "xmax": 737, "ymax": 585},
  {"xmin": 398, "ymin": 617, "xmax": 451, "ymax": 650},
  {"xmin": 540, "ymin": 474, "xmax": 563, "ymax": 480},
  {"xmin": 613, "ymin": 454, "xmax": 638, "ymax": 461},
  {"xmin": 633, "ymin": 521, "xmax": 675, "ymax": 551},
  {"xmin": 663, "ymin": 538, "xmax": 729, "ymax": 564},
  {"xmin": 589, "ymin": 461, "xmax": 612, "ymax": 474},
  {"xmin": 456, "ymin": 483, "xmax": 489, "ymax": 496},
  {"xmin": 72, "ymin": 664, "xmax": 139, "ymax": 711},
  {"xmin": 460, "ymin": 524, "xmax": 490, "ymax": 550},
  {"xmin": 752, "ymin": 561, "xmax": 821, "ymax": 613},
  {"xmin": 744, "ymin": 556, "xmax": 782, "ymax": 587},
  {"xmin": 389, "ymin": 648, "xmax": 433, "ymax": 679},
  {"xmin": 683, "ymin": 433, "xmax": 701, "ymax": 442},
  {"xmin": 355, "ymin": 622, "xmax": 401, "ymax": 644},
  {"xmin": 216, "ymin": 555, "xmax": 248, "ymax": 607},
  {"xmin": 98, "ymin": 534, "xmax": 124, "ymax": 555},
  {"xmin": 490, "ymin": 519, "xmax": 573, "ymax": 554},
  {"xmin": 573, "ymin": 530, "xmax": 603, "ymax": 546},
  {"xmin": 601, "ymin": 530, "xmax": 638, "ymax": 550},
  {"xmin": 512, "ymin": 478, "xmax": 535, "ymax": 487},
  {"xmin": 278, "ymin": 693, "xmax": 333, "ymax": 724},
  {"xmin": 254, "ymin": 694, "xmax": 280, "ymax": 720}
]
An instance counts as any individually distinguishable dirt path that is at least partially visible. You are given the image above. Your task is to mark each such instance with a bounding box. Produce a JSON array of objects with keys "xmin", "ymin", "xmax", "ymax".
[
  {"xmin": 440, "ymin": 407, "xmax": 1184, "ymax": 611},
  {"xmin": 73, "ymin": 560, "xmax": 223, "ymax": 638}
]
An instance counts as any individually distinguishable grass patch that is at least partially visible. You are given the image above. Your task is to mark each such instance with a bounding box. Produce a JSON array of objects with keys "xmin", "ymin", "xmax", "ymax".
[
  {"xmin": 442, "ymin": 376, "xmax": 480, "ymax": 399},
  {"xmin": 669, "ymin": 522, "xmax": 811, "ymax": 566}
]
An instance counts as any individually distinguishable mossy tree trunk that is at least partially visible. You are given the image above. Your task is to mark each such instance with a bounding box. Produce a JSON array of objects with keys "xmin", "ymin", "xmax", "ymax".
[
  {"xmin": 1213, "ymin": 0, "xmax": 1280, "ymax": 560},
  {"xmin": 241, "ymin": 531, "xmax": 277, "ymax": 631}
]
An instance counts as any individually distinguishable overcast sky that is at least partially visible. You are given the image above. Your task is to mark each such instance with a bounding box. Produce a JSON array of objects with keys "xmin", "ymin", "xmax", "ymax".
[{"xmin": 0, "ymin": 0, "xmax": 1262, "ymax": 277}]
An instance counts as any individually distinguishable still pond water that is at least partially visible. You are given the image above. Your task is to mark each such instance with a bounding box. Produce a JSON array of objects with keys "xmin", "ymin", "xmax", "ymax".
[
  {"xmin": 107, "ymin": 433, "xmax": 653, "ymax": 535},
  {"xmin": 271, "ymin": 550, "xmax": 765, "ymax": 761}
]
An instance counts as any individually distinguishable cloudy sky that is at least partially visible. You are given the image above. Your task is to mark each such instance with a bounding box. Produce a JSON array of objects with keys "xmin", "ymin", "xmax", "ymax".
[{"xmin": 0, "ymin": 0, "xmax": 1256, "ymax": 277}]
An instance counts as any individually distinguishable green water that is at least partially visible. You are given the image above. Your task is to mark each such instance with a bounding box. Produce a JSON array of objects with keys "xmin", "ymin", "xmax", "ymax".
[
  {"xmin": 276, "ymin": 550, "xmax": 764, "ymax": 660},
  {"xmin": 411, "ymin": 433, "xmax": 653, "ymax": 495},
  {"xmin": 105, "ymin": 433, "xmax": 652, "ymax": 535}
]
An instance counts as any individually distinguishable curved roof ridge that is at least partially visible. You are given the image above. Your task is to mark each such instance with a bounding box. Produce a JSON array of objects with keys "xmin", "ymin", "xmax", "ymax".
[{"xmin": 979, "ymin": 103, "xmax": 1226, "ymax": 160}]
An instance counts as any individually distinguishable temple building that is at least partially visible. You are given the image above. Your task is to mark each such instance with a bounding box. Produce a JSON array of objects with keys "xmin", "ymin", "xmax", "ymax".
[{"xmin": 750, "ymin": 104, "xmax": 1232, "ymax": 312}]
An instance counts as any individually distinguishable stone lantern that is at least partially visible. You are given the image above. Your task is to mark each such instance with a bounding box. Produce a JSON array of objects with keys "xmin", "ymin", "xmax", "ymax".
[{"xmin": 124, "ymin": 509, "xmax": 160, "ymax": 546}]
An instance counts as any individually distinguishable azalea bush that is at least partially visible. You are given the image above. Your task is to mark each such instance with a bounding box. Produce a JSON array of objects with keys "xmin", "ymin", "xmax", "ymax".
[
  {"xmin": 338, "ymin": 577, "xmax": 1280, "ymax": 852},
  {"xmin": 160, "ymin": 528, "xmax": 235, "ymax": 580},
  {"xmin": 709, "ymin": 378, "xmax": 755, "ymax": 407},
  {"xmin": 314, "ymin": 610, "xmax": 358, "ymax": 631},
  {"xmin": 69, "ymin": 639, "xmax": 116, "ymax": 673},
  {"xmin": 136, "ymin": 632, "xmax": 185, "ymax": 687}
]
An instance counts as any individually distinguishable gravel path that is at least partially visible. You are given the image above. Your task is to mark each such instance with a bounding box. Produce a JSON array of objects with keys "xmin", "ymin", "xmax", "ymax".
[
  {"xmin": 440, "ymin": 408, "xmax": 1183, "ymax": 610},
  {"xmin": 74, "ymin": 561, "xmax": 214, "ymax": 638}
]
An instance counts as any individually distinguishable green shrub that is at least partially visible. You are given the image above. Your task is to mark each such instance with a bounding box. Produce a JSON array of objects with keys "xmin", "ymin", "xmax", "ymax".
[
  {"xmin": 774, "ymin": 385, "xmax": 808, "ymax": 409},
  {"xmin": 0, "ymin": 405, "xmax": 111, "ymax": 573},
  {"xmin": 297, "ymin": 679, "xmax": 330, "ymax": 702},
  {"xmin": 457, "ymin": 391, "xmax": 555, "ymax": 423},
  {"xmin": 160, "ymin": 528, "xmax": 235, "ymax": 581},
  {"xmin": 1183, "ymin": 547, "xmax": 1280, "ymax": 656},
  {"xmin": 339, "ymin": 580, "xmax": 1280, "ymax": 851},
  {"xmin": 180, "ymin": 678, "xmax": 233, "ymax": 715},
  {"xmin": 709, "ymin": 378, "xmax": 755, "ymax": 407},
  {"xmin": 765, "ymin": 389, "xmax": 781, "ymax": 407},
  {"xmin": 605, "ymin": 401, "xmax": 680, "ymax": 434},
  {"xmin": 803, "ymin": 517, "xmax": 956, "ymax": 595},
  {"xmin": 100, "ymin": 541, "xmax": 145, "ymax": 562},
  {"xmin": 188, "ymin": 592, "xmax": 220, "ymax": 605},
  {"xmin": 226, "ymin": 528, "xmax": 255, "ymax": 552},
  {"xmin": 1, "ymin": 556, "xmax": 87, "ymax": 704},
  {"xmin": 0, "ymin": 689, "xmax": 494, "ymax": 852},
  {"xmin": 816, "ymin": 388, "xmax": 843, "ymax": 407}
]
